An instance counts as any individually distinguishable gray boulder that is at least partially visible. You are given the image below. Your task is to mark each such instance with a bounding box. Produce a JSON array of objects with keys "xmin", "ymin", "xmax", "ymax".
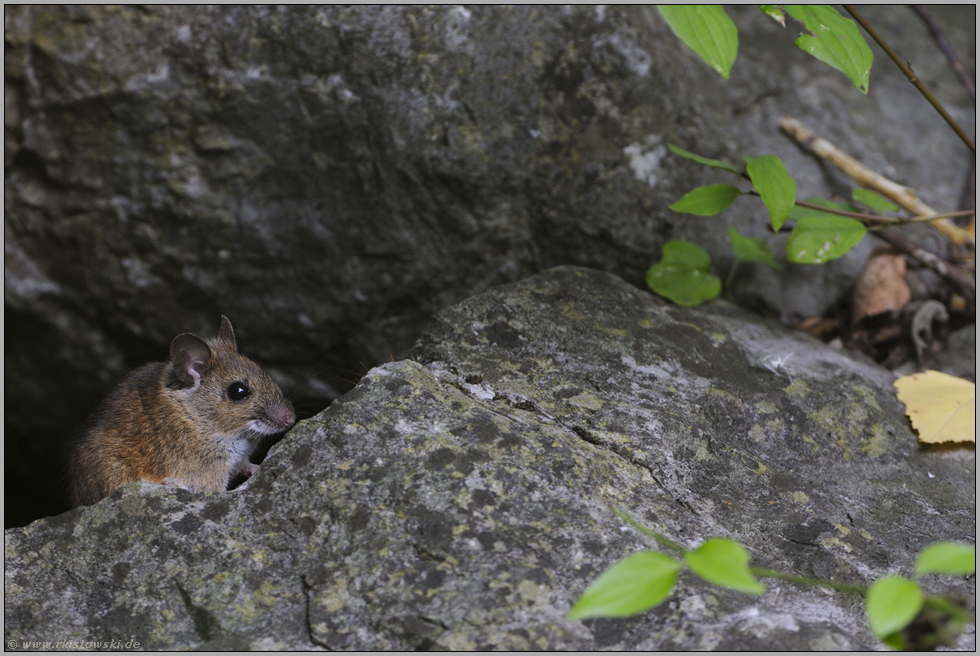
[
  {"xmin": 5, "ymin": 267, "xmax": 974, "ymax": 650},
  {"xmin": 4, "ymin": 5, "xmax": 974, "ymax": 526}
]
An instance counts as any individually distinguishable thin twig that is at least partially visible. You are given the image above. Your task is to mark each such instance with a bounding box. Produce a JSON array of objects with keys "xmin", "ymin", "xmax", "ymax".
[
  {"xmin": 779, "ymin": 117, "xmax": 975, "ymax": 247},
  {"xmin": 794, "ymin": 200, "xmax": 975, "ymax": 225},
  {"xmin": 611, "ymin": 507, "xmax": 686, "ymax": 554},
  {"xmin": 842, "ymin": 5, "xmax": 975, "ymax": 154},
  {"xmin": 750, "ymin": 567, "xmax": 867, "ymax": 595},
  {"xmin": 911, "ymin": 5, "xmax": 975, "ymax": 103}
]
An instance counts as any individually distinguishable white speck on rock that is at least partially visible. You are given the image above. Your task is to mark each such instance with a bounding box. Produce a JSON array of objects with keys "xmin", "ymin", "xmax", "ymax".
[
  {"xmin": 623, "ymin": 141, "xmax": 667, "ymax": 187},
  {"xmin": 463, "ymin": 383, "xmax": 496, "ymax": 401}
]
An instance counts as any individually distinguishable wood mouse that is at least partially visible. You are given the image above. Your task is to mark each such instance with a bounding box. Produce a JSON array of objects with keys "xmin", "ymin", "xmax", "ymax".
[{"xmin": 69, "ymin": 316, "xmax": 296, "ymax": 508}]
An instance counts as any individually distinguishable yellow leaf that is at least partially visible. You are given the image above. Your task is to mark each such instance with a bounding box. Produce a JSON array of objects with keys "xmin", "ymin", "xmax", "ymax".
[{"xmin": 894, "ymin": 371, "xmax": 975, "ymax": 444}]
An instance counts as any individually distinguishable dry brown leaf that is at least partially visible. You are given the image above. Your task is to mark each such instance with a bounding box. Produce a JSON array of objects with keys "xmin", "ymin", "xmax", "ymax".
[{"xmin": 852, "ymin": 253, "xmax": 911, "ymax": 327}]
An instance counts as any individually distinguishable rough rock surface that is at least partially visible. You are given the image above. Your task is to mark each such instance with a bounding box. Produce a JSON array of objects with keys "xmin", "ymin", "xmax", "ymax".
[
  {"xmin": 5, "ymin": 267, "xmax": 974, "ymax": 650},
  {"xmin": 4, "ymin": 5, "xmax": 975, "ymax": 526}
]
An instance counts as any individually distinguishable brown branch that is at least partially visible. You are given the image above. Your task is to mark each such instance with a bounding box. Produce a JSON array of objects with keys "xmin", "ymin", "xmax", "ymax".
[
  {"xmin": 911, "ymin": 5, "xmax": 975, "ymax": 103},
  {"xmin": 842, "ymin": 5, "xmax": 975, "ymax": 154},
  {"xmin": 794, "ymin": 200, "xmax": 975, "ymax": 225},
  {"xmin": 778, "ymin": 117, "xmax": 975, "ymax": 247}
]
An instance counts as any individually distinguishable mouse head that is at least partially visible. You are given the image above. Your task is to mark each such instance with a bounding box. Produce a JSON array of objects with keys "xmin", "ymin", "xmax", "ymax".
[{"xmin": 169, "ymin": 316, "xmax": 296, "ymax": 436}]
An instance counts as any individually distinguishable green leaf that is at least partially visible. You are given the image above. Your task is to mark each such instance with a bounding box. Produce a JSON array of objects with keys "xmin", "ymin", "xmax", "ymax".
[
  {"xmin": 759, "ymin": 5, "xmax": 786, "ymax": 27},
  {"xmin": 786, "ymin": 215, "xmax": 866, "ymax": 264},
  {"xmin": 646, "ymin": 241, "xmax": 722, "ymax": 306},
  {"xmin": 744, "ymin": 155, "xmax": 797, "ymax": 231},
  {"xmin": 671, "ymin": 185, "xmax": 743, "ymax": 215},
  {"xmin": 684, "ymin": 538, "xmax": 765, "ymax": 594},
  {"xmin": 881, "ymin": 632, "xmax": 907, "ymax": 651},
  {"xmin": 657, "ymin": 6, "xmax": 738, "ymax": 79},
  {"xmin": 783, "ymin": 5, "xmax": 873, "ymax": 94},
  {"xmin": 852, "ymin": 188, "xmax": 899, "ymax": 213},
  {"xmin": 668, "ymin": 144, "xmax": 741, "ymax": 174},
  {"xmin": 915, "ymin": 542, "xmax": 977, "ymax": 576},
  {"xmin": 729, "ymin": 228, "xmax": 782, "ymax": 270},
  {"xmin": 866, "ymin": 576, "xmax": 924, "ymax": 640},
  {"xmin": 568, "ymin": 551, "xmax": 681, "ymax": 620}
]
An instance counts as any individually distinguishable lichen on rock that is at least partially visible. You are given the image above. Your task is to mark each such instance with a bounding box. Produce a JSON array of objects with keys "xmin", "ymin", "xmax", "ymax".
[{"xmin": 5, "ymin": 267, "xmax": 974, "ymax": 650}]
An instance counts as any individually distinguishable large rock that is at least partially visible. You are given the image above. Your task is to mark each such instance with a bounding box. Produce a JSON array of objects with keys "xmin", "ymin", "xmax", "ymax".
[
  {"xmin": 4, "ymin": 5, "xmax": 974, "ymax": 525},
  {"xmin": 5, "ymin": 267, "xmax": 974, "ymax": 650}
]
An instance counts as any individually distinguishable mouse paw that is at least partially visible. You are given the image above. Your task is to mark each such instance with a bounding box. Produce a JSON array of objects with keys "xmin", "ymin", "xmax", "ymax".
[
  {"xmin": 161, "ymin": 477, "xmax": 192, "ymax": 490},
  {"xmin": 240, "ymin": 462, "xmax": 260, "ymax": 478}
]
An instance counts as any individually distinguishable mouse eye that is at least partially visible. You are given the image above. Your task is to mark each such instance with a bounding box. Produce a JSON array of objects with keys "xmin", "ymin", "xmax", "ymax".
[{"xmin": 227, "ymin": 382, "xmax": 251, "ymax": 401}]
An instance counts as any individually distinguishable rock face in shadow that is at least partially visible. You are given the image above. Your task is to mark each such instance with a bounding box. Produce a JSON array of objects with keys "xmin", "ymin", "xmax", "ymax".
[
  {"xmin": 5, "ymin": 267, "xmax": 974, "ymax": 650},
  {"xmin": 4, "ymin": 5, "xmax": 975, "ymax": 526}
]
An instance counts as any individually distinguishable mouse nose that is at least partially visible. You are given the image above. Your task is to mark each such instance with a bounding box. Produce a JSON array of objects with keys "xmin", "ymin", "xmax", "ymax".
[{"xmin": 269, "ymin": 402, "xmax": 296, "ymax": 429}]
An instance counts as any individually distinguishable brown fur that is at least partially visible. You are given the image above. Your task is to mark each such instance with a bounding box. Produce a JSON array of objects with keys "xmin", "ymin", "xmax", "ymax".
[{"xmin": 69, "ymin": 317, "xmax": 295, "ymax": 507}]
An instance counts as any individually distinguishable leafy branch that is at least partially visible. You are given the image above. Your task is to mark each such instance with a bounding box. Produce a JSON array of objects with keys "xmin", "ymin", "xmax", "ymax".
[
  {"xmin": 647, "ymin": 144, "xmax": 872, "ymax": 306},
  {"xmin": 778, "ymin": 117, "xmax": 974, "ymax": 247},
  {"xmin": 842, "ymin": 5, "xmax": 975, "ymax": 154},
  {"xmin": 644, "ymin": 5, "xmax": 975, "ymax": 308},
  {"xmin": 651, "ymin": 130, "xmax": 976, "ymax": 306},
  {"xmin": 569, "ymin": 509, "xmax": 976, "ymax": 650},
  {"xmin": 658, "ymin": 5, "xmax": 874, "ymax": 94}
]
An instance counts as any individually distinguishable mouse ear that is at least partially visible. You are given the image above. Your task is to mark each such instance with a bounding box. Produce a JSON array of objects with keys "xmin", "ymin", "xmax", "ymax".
[
  {"xmin": 217, "ymin": 315, "xmax": 237, "ymax": 350},
  {"xmin": 170, "ymin": 334, "xmax": 212, "ymax": 388}
]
